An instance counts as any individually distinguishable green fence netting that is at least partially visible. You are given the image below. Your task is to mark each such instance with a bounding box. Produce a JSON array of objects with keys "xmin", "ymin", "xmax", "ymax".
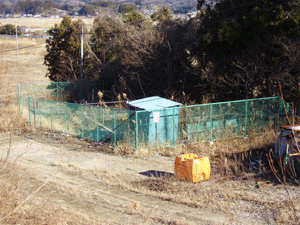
[
  {"xmin": 179, "ymin": 97, "xmax": 286, "ymax": 144},
  {"xmin": 18, "ymin": 81, "xmax": 104, "ymax": 102},
  {"xmin": 20, "ymin": 96, "xmax": 136, "ymax": 145},
  {"xmin": 18, "ymin": 82, "xmax": 290, "ymax": 151}
]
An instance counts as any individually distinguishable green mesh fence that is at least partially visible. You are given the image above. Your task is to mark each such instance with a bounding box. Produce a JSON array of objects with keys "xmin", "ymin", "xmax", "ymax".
[
  {"xmin": 132, "ymin": 97, "xmax": 289, "ymax": 150},
  {"xmin": 20, "ymin": 96, "xmax": 136, "ymax": 147},
  {"xmin": 179, "ymin": 97, "xmax": 287, "ymax": 145},
  {"xmin": 18, "ymin": 82, "xmax": 290, "ymax": 152},
  {"xmin": 18, "ymin": 81, "xmax": 104, "ymax": 102}
]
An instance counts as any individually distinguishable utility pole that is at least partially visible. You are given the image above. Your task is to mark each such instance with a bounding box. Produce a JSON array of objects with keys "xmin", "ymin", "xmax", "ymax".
[
  {"xmin": 15, "ymin": 22, "xmax": 18, "ymax": 50},
  {"xmin": 80, "ymin": 23, "xmax": 83, "ymax": 80}
]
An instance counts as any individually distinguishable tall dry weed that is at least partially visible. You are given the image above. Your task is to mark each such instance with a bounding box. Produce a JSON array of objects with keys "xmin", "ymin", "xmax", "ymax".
[{"xmin": 264, "ymin": 94, "xmax": 300, "ymax": 223}]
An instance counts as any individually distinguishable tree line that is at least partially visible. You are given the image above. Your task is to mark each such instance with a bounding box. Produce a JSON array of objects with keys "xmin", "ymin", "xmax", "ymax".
[
  {"xmin": 44, "ymin": 0, "xmax": 300, "ymax": 106},
  {"xmin": 1, "ymin": 0, "xmax": 59, "ymax": 15},
  {"xmin": 0, "ymin": 0, "xmax": 119, "ymax": 16},
  {"xmin": 0, "ymin": 0, "xmax": 173, "ymax": 17}
]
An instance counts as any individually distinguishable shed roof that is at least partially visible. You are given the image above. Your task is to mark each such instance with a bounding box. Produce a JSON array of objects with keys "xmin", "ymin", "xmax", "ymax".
[{"xmin": 128, "ymin": 96, "xmax": 182, "ymax": 111}]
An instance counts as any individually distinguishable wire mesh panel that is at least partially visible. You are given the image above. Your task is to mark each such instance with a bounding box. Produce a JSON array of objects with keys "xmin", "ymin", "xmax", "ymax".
[
  {"xmin": 80, "ymin": 104, "xmax": 97, "ymax": 140},
  {"xmin": 246, "ymin": 98, "xmax": 281, "ymax": 133},
  {"xmin": 179, "ymin": 96, "xmax": 289, "ymax": 145},
  {"xmin": 50, "ymin": 101, "xmax": 66, "ymax": 134},
  {"xmin": 65, "ymin": 102, "xmax": 82, "ymax": 137},
  {"xmin": 35, "ymin": 99, "xmax": 48, "ymax": 129},
  {"xmin": 18, "ymin": 81, "xmax": 104, "ymax": 102},
  {"xmin": 25, "ymin": 97, "xmax": 35, "ymax": 125},
  {"xmin": 180, "ymin": 104, "xmax": 212, "ymax": 143},
  {"xmin": 34, "ymin": 83, "xmax": 58, "ymax": 100},
  {"xmin": 79, "ymin": 104, "xmax": 131, "ymax": 143},
  {"xmin": 211, "ymin": 100, "xmax": 247, "ymax": 141},
  {"xmin": 114, "ymin": 108, "xmax": 136, "ymax": 146},
  {"xmin": 18, "ymin": 84, "xmax": 35, "ymax": 99}
]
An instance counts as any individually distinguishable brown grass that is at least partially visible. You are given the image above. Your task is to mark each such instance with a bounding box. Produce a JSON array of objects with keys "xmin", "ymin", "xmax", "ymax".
[
  {"xmin": 0, "ymin": 17, "xmax": 94, "ymax": 30},
  {"xmin": 0, "ymin": 36, "xmax": 45, "ymax": 52},
  {"xmin": 0, "ymin": 36, "xmax": 49, "ymax": 102},
  {"xmin": 0, "ymin": 61, "xmax": 28, "ymax": 133}
]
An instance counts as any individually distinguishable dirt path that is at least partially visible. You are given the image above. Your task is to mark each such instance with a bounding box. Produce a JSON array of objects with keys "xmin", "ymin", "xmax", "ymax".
[{"xmin": 0, "ymin": 133, "xmax": 273, "ymax": 224}]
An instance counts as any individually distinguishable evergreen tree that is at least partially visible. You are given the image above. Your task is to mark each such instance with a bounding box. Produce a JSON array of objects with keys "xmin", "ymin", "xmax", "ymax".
[
  {"xmin": 195, "ymin": 0, "xmax": 300, "ymax": 102},
  {"xmin": 151, "ymin": 5, "xmax": 173, "ymax": 22},
  {"xmin": 0, "ymin": 24, "xmax": 22, "ymax": 35},
  {"xmin": 44, "ymin": 17, "xmax": 88, "ymax": 81}
]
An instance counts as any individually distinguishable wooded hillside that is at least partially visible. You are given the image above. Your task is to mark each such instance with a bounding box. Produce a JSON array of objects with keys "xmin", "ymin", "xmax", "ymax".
[{"xmin": 44, "ymin": 0, "xmax": 300, "ymax": 106}]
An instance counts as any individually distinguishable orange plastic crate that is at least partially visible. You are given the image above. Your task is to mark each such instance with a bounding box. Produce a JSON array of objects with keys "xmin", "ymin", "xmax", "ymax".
[{"xmin": 174, "ymin": 154, "xmax": 211, "ymax": 182}]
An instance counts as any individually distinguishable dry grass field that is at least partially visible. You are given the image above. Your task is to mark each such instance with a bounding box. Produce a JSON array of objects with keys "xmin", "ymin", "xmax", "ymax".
[
  {"xmin": 1, "ymin": 22, "xmax": 300, "ymax": 224},
  {"xmin": 0, "ymin": 36, "xmax": 48, "ymax": 100},
  {"xmin": 0, "ymin": 17, "xmax": 95, "ymax": 30}
]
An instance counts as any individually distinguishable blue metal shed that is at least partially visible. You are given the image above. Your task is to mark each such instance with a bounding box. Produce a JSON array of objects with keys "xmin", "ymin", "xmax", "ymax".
[{"xmin": 129, "ymin": 96, "xmax": 182, "ymax": 147}]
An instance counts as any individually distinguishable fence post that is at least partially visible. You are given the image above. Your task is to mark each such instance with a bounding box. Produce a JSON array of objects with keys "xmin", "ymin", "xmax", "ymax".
[
  {"xmin": 278, "ymin": 96, "xmax": 281, "ymax": 116},
  {"xmin": 113, "ymin": 108, "xmax": 116, "ymax": 144},
  {"xmin": 28, "ymin": 97, "xmax": 31, "ymax": 124},
  {"xmin": 278, "ymin": 96, "xmax": 282, "ymax": 126},
  {"xmin": 173, "ymin": 107, "xmax": 176, "ymax": 147},
  {"xmin": 56, "ymin": 82, "xmax": 59, "ymax": 101},
  {"xmin": 34, "ymin": 98, "xmax": 36, "ymax": 127},
  {"xmin": 81, "ymin": 104, "xmax": 84, "ymax": 139},
  {"xmin": 155, "ymin": 120, "xmax": 158, "ymax": 146},
  {"xmin": 39, "ymin": 99, "xmax": 41, "ymax": 127},
  {"xmin": 17, "ymin": 84, "xmax": 21, "ymax": 115},
  {"xmin": 64, "ymin": 102, "xmax": 67, "ymax": 134},
  {"xmin": 127, "ymin": 109, "xmax": 130, "ymax": 139},
  {"xmin": 102, "ymin": 107, "xmax": 104, "ymax": 125},
  {"xmin": 210, "ymin": 103, "xmax": 213, "ymax": 142},
  {"xmin": 135, "ymin": 112, "xmax": 138, "ymax": 152},
  {"xmin": 245, "ymin": 100, "xmax": 248, "ymax": 135},
  {"xmin": 32, "ymin": 83, "xmax": 35, "ymax": 98},
  {"xmin": 50, "ymin": 100, "xmax": 53, "ymax": 131},
  {"xmin": 96, "ymin": 106, "xmax": 99, "ymax": 143}
]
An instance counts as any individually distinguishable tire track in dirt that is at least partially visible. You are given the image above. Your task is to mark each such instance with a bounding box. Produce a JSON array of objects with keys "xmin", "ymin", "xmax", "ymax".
[
  {"xmin": 17, "ymin": 155, "xmax": 229, "ymax": 224},
  {"xmin": 0, "ymin": 135, "xmax": 262, "ymax": 224}
]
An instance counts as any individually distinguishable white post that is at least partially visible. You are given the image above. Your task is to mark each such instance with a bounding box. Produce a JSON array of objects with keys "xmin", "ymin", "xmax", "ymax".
[
  {"xmin": 15, "ymin": 22, "xmax": 18, "ymax": 50},
  {"xmin": 80, "ymin": 23, "xmax": 83, "ymax": 80}
]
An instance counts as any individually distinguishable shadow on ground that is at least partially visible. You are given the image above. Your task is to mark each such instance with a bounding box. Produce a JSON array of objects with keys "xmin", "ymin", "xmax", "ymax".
[{"xmin": 139, "ymin": 170, "xmax": 174, "ymax": 178}]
